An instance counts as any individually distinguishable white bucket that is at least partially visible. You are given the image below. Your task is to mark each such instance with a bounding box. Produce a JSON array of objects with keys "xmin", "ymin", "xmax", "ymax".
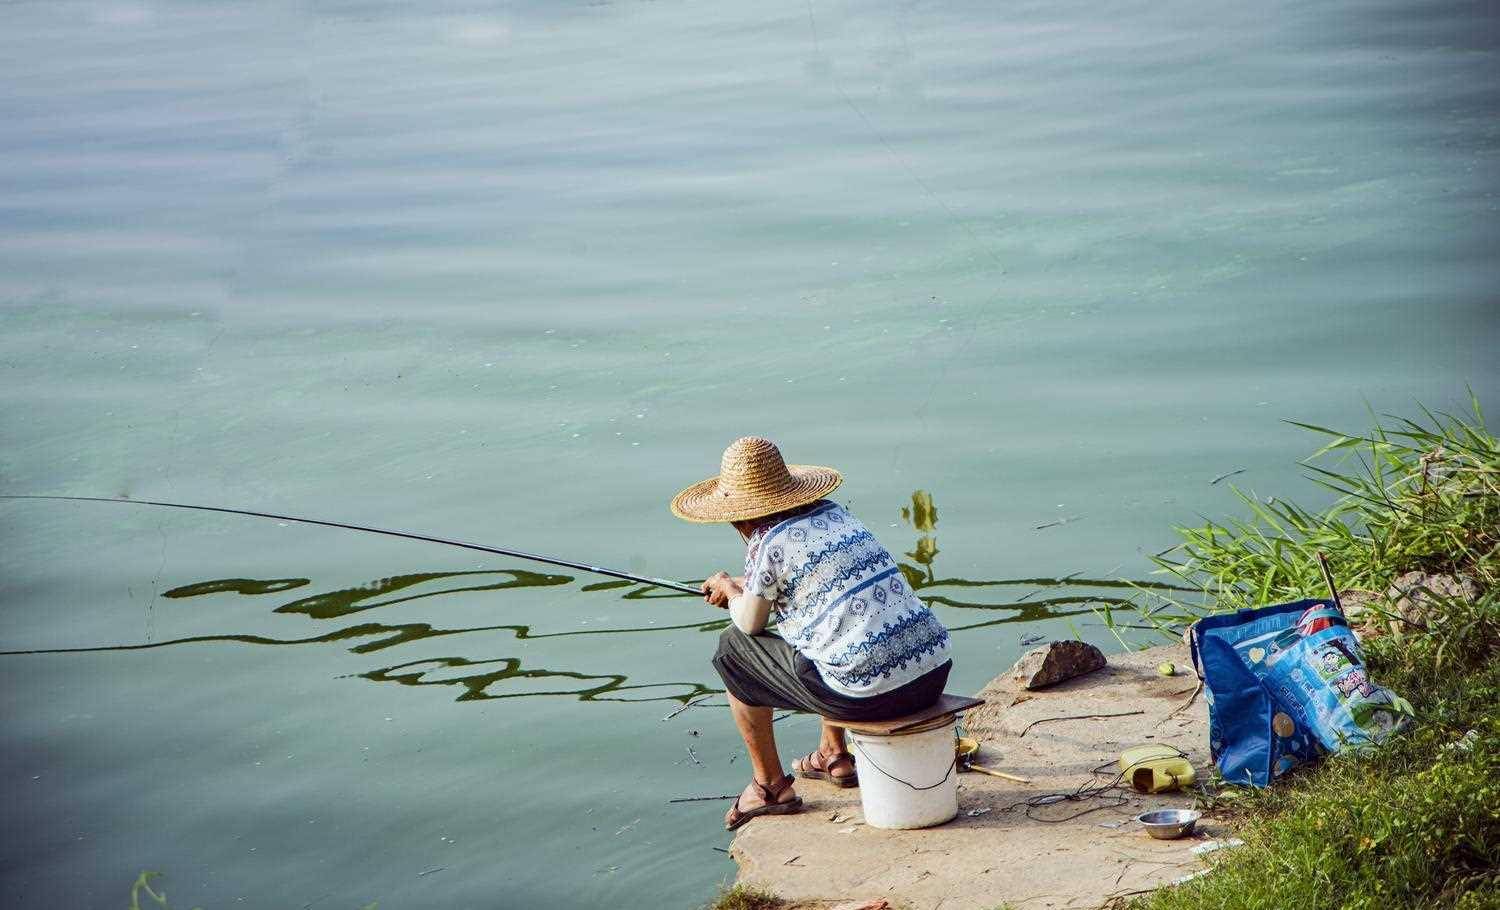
[{"xmin": 849, "ymin": 718, "xmax": 959, "ymax": 829}]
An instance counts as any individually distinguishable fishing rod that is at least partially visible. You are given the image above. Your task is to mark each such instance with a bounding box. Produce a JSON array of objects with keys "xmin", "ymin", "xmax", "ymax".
[{"xmin": 0, "ymin": 495, "xmax": 702, "ymax": 595}]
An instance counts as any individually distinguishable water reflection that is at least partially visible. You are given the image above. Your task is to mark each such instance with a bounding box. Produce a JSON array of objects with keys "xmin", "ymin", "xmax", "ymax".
[
  {"xmin": 361, "ymin": 656, "xmax": 718, "ymax": 704},
  {"xmin": 2, "ymin": 493, "xmax": 1186, "ymax": 705},
  {"xmin": 894, "ymin": 490, "xmax": 1182, "ymax": 632},
  {"xmin": 901, "ymin": 489, "xmax": 940, "ymax": 583},
  {"xmin": 262, "ymin": 569, "xmax": 571, "ymax": 619},
  {"xmin": 162, "ymin": 577, "xmax": 310, "ymax": 597}
]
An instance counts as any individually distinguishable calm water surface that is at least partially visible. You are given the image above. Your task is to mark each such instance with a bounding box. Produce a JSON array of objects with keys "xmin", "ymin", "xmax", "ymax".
[{"xmin": 2, "ymin": 1, "xmax": 1496, "ymax": 907}]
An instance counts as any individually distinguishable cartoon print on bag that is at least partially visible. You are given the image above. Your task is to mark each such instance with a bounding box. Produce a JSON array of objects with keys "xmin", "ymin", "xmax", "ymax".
[
  {"xmin": 1333, "ymin": 667, "xmax": 1376, "ymax": 700},
  {"xmin": 1319, "ymin": 648, "xmax": 1351, "ymax": 677},
  {"xmin": 1314, "ymin": 641, "xmax": 1361, "ymax": 681},
  {"xmin": 1350, "ymin": 698, "xmax": 1405, "ymax": 737},
  {"xmin": 1328, "ymin": 638, "xmax": 1362, "ymax": 665}
]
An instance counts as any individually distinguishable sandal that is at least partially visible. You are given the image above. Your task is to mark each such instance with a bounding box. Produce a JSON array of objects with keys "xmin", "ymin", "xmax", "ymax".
[
  {"xmin": 792, "ymin": 750, "xmax": 858, "ymax": 788},
  {"xmin": 724, "ymin": 775, "xmax": 803, "ymax": 831}
]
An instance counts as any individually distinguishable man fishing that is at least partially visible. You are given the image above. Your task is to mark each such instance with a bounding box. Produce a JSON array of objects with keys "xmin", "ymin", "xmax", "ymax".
[{"xmin": 671, "ymin": 437, "xmax": 953, "ymax": 830}]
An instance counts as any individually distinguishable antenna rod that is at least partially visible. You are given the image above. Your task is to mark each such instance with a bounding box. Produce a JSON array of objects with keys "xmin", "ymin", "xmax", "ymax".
[
  {"xmin": 0, "ymin": 495, "xmax": 701, "ymax": 595},
  {"xmin": 1315, "ymin": 551, "xmax": 1342, "ymax": 612}
]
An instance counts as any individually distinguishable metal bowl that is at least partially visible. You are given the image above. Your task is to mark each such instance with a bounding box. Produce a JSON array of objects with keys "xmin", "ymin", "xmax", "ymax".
[{"xmin": 1135, "ymin": 808, "xmax": 1201, "ymax": 839}]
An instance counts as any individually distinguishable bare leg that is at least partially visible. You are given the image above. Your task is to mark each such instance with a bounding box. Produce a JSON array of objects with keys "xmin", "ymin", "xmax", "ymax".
[
  {"xmin": 819, "ymin": 719, "xmax": 847, "ymax": 756},
  {"xmin": 726, "ymin": 691, "xmax": 796, "ymax": 820}
]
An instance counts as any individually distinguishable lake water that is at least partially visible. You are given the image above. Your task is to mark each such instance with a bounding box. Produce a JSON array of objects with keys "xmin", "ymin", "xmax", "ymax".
[{"xmin": 1, "ymin": 1, "xmax": 1495, "ymax": 907}]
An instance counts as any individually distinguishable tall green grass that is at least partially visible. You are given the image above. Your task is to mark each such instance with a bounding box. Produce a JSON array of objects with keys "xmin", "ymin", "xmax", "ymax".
[
  {"xmin": 1126, "ymin": 399, "xmax": 1498, "ymax": 910},
  {"xmin": 1121, "ymin": 395, "xmax": 1497, "ymax": 666}
]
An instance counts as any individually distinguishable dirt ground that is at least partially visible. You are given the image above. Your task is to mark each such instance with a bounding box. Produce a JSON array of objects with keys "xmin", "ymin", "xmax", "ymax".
[{"xmin": 730, "ymin": 645, "xmax": 1231, "ymax": 910}]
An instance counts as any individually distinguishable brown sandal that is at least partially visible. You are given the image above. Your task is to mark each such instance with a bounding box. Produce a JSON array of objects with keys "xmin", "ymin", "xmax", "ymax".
[
  {"xmin": 725, "ymin": 775, "xmax": 803, "ymax": 831},
  {"xmin": 792, "ymin": 750, "xmax": 859, "ymax": 788}
]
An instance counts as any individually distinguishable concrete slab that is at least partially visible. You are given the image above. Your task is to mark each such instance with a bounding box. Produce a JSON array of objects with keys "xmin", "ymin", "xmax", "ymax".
[{"xmin": 730, "ymin": 644, "xmax": 1225, "ymax": 910}]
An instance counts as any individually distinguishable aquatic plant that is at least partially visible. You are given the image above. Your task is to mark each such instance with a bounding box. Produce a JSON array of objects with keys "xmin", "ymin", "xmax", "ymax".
[
  {"xmin": 128, "ymin": 873, "xmax": 197, "ymax": 910},
  {"xmin": 127, "ymin": 872, "xmax": 378, "ymax": 910}
]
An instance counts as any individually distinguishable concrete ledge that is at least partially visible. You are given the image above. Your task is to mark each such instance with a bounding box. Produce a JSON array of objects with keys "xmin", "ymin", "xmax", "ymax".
[{"xmin": 730, "ymin": 644, "xmax": 1222, "ymax": 910}]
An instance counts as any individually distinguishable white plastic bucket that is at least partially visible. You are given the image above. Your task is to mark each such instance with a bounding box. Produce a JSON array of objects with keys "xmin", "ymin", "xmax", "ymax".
[{"xmin": 849, "ymin": 718, "xmax": 959, "ymax": 829}]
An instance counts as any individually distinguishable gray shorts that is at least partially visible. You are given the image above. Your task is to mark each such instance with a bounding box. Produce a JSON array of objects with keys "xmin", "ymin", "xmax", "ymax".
[{"xmin": 711, "ymin": 626, "xmax": 950, "ymax": 721}]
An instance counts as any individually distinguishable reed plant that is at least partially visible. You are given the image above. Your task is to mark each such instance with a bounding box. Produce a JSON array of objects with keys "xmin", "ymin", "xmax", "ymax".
[
  {"xmin": 1120, "ymin": 394, "xmax": 1497, "ymax": 666},
  {"xmin": 1126, "ymin": 398, "xmax": 1498, "ymax": 910}
]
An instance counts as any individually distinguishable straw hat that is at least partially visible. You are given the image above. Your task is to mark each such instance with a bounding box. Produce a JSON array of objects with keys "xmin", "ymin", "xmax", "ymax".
[{"xmin": 671, "ymin": 437, "xmax": 843, "ymax": 523}]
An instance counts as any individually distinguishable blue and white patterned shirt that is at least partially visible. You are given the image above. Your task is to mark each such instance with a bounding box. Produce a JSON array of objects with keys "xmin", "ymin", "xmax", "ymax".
[{"xmin": 743, "ymin": 500, "xmax": 951, "ymax": 698}]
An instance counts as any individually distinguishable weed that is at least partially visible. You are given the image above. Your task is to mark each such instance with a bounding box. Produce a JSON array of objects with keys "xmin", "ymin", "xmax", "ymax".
[{"xmin": 706, "ymin": 882, "xmax": 784, "ymax": 910}]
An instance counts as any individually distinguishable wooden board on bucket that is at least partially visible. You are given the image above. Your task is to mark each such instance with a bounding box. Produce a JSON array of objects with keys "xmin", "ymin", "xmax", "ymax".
[{"xmin": 839, "ymin": 694, "xmax": 985, "ymax": 736}]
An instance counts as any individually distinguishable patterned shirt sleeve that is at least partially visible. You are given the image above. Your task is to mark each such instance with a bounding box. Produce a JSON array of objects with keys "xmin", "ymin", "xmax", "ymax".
[{"xmin": 743, "ymin": 530, "xmax": 784, "ymax": 605}]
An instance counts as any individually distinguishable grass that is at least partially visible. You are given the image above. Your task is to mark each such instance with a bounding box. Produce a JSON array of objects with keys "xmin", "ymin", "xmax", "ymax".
[
  {"xmin": 706, "ymin": 883, "xmax": 784, "ymax": 910},
  {"xmin": 1119, "ymin": 398, "xmax": 1499, "ymax": 910},
  {"xmin": 1126, "ymin": 394, "xmax": 1497, "ymax": 643}
]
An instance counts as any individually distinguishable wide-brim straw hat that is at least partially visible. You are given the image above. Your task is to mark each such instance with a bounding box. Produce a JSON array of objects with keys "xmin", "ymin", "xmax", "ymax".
[{"xmin": 671, "ymin": 436, "xmax": 843, "ymax": 523}]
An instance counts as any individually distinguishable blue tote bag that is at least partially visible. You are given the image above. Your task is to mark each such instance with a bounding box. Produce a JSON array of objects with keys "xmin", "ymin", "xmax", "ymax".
[{"xmin": 1189, "ymin": 598, "xmax": 1413, "ymax": 787}]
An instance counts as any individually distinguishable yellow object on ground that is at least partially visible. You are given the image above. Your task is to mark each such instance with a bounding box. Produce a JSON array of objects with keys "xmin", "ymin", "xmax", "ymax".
[
  {"xmin": 955, "ymin": 735, "xmax": 1031, "ymax": 782},
  {"xmin": 966, "ymin": 762, "xmax": 1032, "ymax": 784},
  {"xmin": 1119, "ymin": 744, "xmax": 1196, "ymax": 793}
]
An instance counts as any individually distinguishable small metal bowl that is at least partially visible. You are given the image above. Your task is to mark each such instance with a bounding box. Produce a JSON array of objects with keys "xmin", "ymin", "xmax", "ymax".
[{"xmin": 1136, "ymin": 808, "xmax": 1201, "ymax": 839}]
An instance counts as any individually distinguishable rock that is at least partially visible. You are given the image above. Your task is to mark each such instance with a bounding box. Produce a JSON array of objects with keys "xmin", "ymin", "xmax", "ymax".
[
  {"xmin": 1338, "ymin": 589, "xmax": 1389, "ymax": 639},
  {"xmin": 1386, "ymin": 571, "xmax": 1478, "ymax": 628},
  {"xmin": 1007, "ymin": 640, "xmax": 1107, "ymax": 690},
  {"xmin": 1338, "ymin": 588, "xmax": 1384, "ymax": 626}
]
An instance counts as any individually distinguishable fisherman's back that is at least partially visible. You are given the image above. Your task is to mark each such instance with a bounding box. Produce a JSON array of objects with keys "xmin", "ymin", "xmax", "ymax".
[{"xmin": 744, "ymin": 500, "xmax": 951, "ymax": 697}]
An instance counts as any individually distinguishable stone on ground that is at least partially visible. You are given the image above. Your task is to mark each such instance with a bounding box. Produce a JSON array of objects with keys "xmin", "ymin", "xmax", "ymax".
[
  {"xmin": 1386, "ymin": 571, "xmax": 1478, "ymax": 628},
  {"xmin": 1006, "ymin": 640, "xmax": 1107, "ymax": 690}
]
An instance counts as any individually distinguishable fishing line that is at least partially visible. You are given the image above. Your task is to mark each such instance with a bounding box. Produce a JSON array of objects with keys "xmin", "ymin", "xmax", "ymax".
[
  {"xmin": 995, "ymin": 749, "xmax": 1193, "ymax": 823},
  {"xmin": 0, "ymin": 495, "xmax": 702, "ymax": 595}
]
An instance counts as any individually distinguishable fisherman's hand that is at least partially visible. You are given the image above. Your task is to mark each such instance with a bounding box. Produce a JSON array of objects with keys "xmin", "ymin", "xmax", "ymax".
[{"xmin": 701, "ymin": 571, "xmax": 741, "ymax": 608}]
